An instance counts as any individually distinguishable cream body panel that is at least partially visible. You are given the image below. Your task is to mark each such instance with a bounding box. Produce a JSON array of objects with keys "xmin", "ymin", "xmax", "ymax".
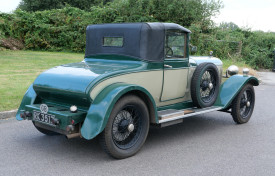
[
  {"xmin": 90, "ymin": 59, "xmax": 222, "ymax": 107},
  {"xmin": 161, "ymin": 68, "xmax": 189, "ymax": 101},
  {"xmin": 89, "ymin": 64, "xmax": 222, "ymax": 107},
  {"xmin": 90, "ymin": 71, "xmax": 163, "ymax": 104},
  {"xmin": 90, "ymin": 70, "xmax": 193, "ymax": 107}
]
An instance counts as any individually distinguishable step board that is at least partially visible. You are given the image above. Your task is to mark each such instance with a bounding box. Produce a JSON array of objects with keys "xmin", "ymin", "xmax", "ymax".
[{"xmin": 158, "ymin": 106, "xmax": 222, "ymax": 124}]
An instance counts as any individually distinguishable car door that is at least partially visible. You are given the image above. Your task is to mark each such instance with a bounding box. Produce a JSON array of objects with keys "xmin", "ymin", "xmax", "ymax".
[{"xmin": 161, "ymin": 30, "xmax": 189, "ymax": 101}]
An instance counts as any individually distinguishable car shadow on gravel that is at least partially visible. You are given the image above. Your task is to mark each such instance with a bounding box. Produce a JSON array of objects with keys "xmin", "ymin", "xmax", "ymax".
[
  {"xmin": 16, "ymin": 111, "xmax": 236, "ymax": 162},
  {"xmin": 146, "ymin": 111, "xmax": 235, "ymax": 146}
]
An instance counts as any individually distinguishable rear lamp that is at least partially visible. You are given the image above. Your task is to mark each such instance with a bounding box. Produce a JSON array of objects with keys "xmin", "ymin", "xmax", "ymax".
[
  {"xmin": 25, "ymin": 111, "xmax": 32, "ymax": 117},
  {"xmin": 51, "ymin": 118, "xmax": 60, "ymax": 125},
  {"xmin": 20, "ymin": 113, "xmax": 26, "ymax": 119},
  {"xmin": 66, "ymin": 125, "xmax": 75, "ymax": 132},
  {"xmin": 71, "ymin": 119, "xmax": 75, "ymax": 125},
  {"xmin": 20, "ymin": 111, "xmax": 32, "ymax": 120}
]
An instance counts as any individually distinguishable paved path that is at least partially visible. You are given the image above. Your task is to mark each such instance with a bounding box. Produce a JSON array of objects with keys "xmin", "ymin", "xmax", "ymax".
[
  {"xmin": 0, "ymin": 72, "xmax": 274, "ymax": 176},
  {"xmin": 258, "ymin": 71, "xmax": 275, "ymax": 86}
]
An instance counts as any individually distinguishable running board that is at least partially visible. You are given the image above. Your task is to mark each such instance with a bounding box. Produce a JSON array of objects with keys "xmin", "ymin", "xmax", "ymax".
[{"xmin": 158, "ymin": 106, "xmax": 222, "ymax": 127}]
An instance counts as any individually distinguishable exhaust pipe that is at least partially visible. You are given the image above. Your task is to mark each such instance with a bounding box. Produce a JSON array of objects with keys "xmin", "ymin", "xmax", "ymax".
[{"xmin": 66, "ymin": 133, "xmax": 81, "ymax": 139}]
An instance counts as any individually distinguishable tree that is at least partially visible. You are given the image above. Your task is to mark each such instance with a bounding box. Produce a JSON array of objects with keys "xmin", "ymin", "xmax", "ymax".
[
  {"xmin": 109, "ymin": 0, "xmax": 222, "ymax": 30},
  {"xmin": 219, "ymin": 22, "xmax": 240, "ymax": 31},
  {"xmin": 18, "ymin": 0, "xmax": 112, "ymax": 12}
]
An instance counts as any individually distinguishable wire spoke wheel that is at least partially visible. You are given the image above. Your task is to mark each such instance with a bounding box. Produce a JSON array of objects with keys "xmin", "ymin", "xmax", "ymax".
[
  {"xmin": 239, "ymin": 89, "xmax": 253, "ymax": 119},
  {"xmin": 232, "ymin": 84, "xmax": 255, "ymax": 124},
  {"xmin": 112, "ymin": 106, "xmax": 142, "ymax": 149},
  {"xmin": 191, "ymin": 63, "xmax": 220, "ymax": 108},
  {"xmin": 100, "ymin": 95, "xmax": 149, "ymax": 159},
  {"xmin": 200, "ymin": 70, "xmax": 217, "ymax": 103}
]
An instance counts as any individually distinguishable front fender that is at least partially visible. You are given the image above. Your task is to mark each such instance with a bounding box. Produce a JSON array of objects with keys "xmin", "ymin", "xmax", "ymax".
[
  {"xmin": 215, "ymin": 75, "xmax": 259, "ymax": 109},
  {"xmin": 16, "ymin": 84, "xmax": 37, "ymax": 120},
  {"xmin": 81, "ymin": 83, "xmax": 157, "ymax": 140}
]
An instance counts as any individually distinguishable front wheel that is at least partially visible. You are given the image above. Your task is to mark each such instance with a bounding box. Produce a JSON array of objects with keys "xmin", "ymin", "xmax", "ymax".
[
  {"xmin": 100, "ymin": 95, "xmax": 149, "ymax": 159},
  {"xmin": 231, "ymin": 84, "xmax": 255, "ymax": 124}
]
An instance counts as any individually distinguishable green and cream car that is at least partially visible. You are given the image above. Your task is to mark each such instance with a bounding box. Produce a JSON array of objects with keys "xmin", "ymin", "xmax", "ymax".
[{"xmin": 17, "ymin": 23, "xmax": 259, "ymax": 159}]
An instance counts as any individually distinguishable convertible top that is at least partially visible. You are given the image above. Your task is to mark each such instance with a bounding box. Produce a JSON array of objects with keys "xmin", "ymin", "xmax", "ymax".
[{"xmin": 85, "ymin": 22, "xmax": 191, "ymax": 62}]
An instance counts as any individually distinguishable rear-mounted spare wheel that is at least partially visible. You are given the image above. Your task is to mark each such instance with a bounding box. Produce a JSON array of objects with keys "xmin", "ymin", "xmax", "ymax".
[{"xmin": 191, "ymin": 62, "xmax": 220, "ymax": 108}]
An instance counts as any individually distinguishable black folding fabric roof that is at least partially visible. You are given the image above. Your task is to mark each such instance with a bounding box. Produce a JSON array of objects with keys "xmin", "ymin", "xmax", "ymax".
[{"xmin": 85, "ymin": 22, "xmax": 191, "ymax": 62}]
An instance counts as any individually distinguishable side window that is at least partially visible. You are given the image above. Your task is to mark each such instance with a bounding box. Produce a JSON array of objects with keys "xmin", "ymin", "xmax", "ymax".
[
  {"xmin": 103, "ymin": 37, "xmax": 124, "ymax": 47},
  {"xmin": 165, "ymin": 31, "xmax": 186, "ymax": 59}
]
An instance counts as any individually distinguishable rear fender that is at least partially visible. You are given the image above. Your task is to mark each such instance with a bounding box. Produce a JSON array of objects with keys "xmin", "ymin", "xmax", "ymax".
[
  {"xmin": 81, "ymin": 83, "xmax": 157, "ymax": 140},
  {"xmin": 215, "ymin": 75, "xmax": 259, "ymax": 109},
  {"xmin": 16, "ymin": 84, "xmax": 37, "ymax": 120}
]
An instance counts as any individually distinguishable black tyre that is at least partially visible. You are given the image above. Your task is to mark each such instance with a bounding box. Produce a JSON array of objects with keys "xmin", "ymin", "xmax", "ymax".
[
  {"xmin": 191, "ymin": 63, "xmax": 220, "ymax": 108},
  {"xmin": 32, "ymin": 121, "xmax": 59, "ymax": 136},
  {"xmin": 100, "ymin": 95, "xmax": 149, "ymax": 159},
  {"xmin": 231, "ymin": 84, "xmax": 255, "ymax": 124}
]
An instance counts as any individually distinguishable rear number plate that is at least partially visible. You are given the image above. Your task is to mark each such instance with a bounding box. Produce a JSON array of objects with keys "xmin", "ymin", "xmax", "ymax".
[{"xmin": 33, "ymin": 111, "xmax": 55, "ymax": 125}]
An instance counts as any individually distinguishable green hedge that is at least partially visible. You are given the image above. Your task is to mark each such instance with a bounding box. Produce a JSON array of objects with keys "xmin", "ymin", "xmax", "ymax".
[
  {"xmin": 1, "ymin": 3, "xmax": 275, "ymax": 69},
  {"xmin": 189, "ymin": 23, "xmax": 275, "ymax": 69},
  {"xmin": 0, "ymin": 0, "xmax": 221, "ymax": 52},
  {"xmin": 0, "ymin": 7, "xmax": 108, "ymax": 52}
]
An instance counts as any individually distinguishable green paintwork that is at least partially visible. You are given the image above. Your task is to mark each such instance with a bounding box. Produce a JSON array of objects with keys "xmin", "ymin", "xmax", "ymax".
[
  {"xmin": 85, "ymin": 54, "xmax": 141, "ymax": 61},
  {"xmin": 85, "ymin": 58, "xmax": 163, "ymax": 96},
  {"xmin": 214, "ymin": 75, "xmax": 259, "ymax": 109},
  {"xmin": 32, "ymin": 56, "xmax": 163, "ymax": 101},
  {"xmin": 16, "ymin": 24, "xmax": 260, "ymax": 142},
  {"xmin": 81, "ymin": 83, "xmax": 157, "ymax": 140},
  {"xmin": 31, "ymin": 56, "xmax": 163, "ymax": 108},
  {"xmin": 186, "ymin": 33, "xmax": 190, "ymax": 59},
  {"xmin": 16, "ymin": 84, "xmax": 37, "ymax": 121},
  {"xmin": 34, "ymin": 58, "xmax": 148, "ymax": 96},
  {"xmin": 24, "ymin": 104, "xmax": 86, "ymax": 130},
  {"xmin": 16, "ymin": 53, "xmax": 259, "ymax": 141}
]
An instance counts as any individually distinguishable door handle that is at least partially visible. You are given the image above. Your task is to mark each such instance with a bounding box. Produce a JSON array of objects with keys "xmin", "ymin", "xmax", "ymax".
[{"xmin": 164, "ymin": 64, "xmax": 173, "ymax": 68}]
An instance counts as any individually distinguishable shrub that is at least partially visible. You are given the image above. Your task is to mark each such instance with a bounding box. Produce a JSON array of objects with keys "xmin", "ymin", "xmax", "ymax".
[
  {"xmin": 0, "ymin": 0, "xmax": 222, "ymax": 52},
  {"xmin": 1, "ymin": 1, "xmax": 275, "ymax": 69},
  {"xmin": 190, "ymin": 22, "xmax": 275, "ymax": 69},
  {"xmin": 0, "ymin": 7, "xmax": 94, "ymax": 52}
]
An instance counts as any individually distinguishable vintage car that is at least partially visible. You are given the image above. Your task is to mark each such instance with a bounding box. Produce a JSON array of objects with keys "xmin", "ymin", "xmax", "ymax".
[{"xmin": 17, "ymin": 23, "xmax": 259, "ymax": 159}]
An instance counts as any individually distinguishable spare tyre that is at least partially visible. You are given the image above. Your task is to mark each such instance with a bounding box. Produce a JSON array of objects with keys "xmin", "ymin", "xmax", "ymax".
[{"xmin": 191, "ymin": 62, "xmax": 220, "ymax": 108}]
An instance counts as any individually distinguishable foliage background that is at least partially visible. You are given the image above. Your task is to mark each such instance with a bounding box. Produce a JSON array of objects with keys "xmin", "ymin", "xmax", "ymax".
[{"xmin": 0, "ymin": 0, "xmax": 275, "ymax": 69}]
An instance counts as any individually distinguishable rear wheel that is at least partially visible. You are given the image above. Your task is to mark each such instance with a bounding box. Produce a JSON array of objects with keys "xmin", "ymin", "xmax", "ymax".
[
  {"xmin": 231, "ymin": 84, "xmax": 255, "ymax": 124},
  {"xmin": 100, "ymin": 95, "xmax": 149, "ymax": 159}
]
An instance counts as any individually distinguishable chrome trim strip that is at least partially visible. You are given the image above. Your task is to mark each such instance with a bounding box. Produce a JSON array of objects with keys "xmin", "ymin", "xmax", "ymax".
[{"xmin": 159, "ymin": 107, "xmax": 222, "ymax": 123}]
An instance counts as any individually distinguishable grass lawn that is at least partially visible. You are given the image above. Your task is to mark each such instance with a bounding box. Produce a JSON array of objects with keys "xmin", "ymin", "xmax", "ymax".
[
  {"xmin": 0, "ymin": 50, "xmax": 255, "ymax": 112},
  {"xmin": 0, "ymin": 50, "xmax": 83, "ymax": 111}
]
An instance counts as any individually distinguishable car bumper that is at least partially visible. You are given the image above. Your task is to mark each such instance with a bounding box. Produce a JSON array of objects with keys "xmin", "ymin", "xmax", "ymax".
[{"xmin": 20, "ymin": 104, "xmax": 87, "ymax": 135}]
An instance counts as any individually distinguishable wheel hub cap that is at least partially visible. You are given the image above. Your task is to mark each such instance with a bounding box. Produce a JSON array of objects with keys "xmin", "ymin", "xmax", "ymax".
[
  {"xmin": 202, "ymin": 81, "xmax": 209, "ymax": 91},
  {"xmin": 128, "ymin": 124, "xmax": 135, "ymax": 132},
  {"xmin": 118, "ymin": 119, "xmax": 129, "ymax": 133},
  {"xmin": 246, "ymin": 101, "xmax": 251, "ymax": 107},
  {"xmin": 112, "ymin": 107, "xmax": 142, "ymax": 150},
  {"xmin": 208, "ymin": 83, "xmax": 213, "ymax": 90}
]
